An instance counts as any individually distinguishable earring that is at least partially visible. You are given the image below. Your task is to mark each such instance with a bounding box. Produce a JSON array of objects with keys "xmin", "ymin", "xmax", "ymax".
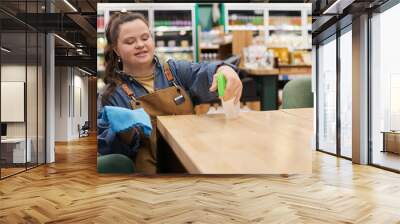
[{"xmin": 117, "ymin": 56, "xmax": 123, "ymax": 71}]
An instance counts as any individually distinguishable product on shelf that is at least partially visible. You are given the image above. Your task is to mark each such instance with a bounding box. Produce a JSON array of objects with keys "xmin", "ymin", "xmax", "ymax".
[
  {"xmin": 229, "ymin": 14, "xmax": 264, "ymax": 26},
  {"xmin": 269, "ymin": 47, "xmax": 290, "ymax": 65},
  {"xmin": 167, "ymin": 40, "xmax": 176, "ymax": 47},
  {"xmin": 180, "ymin": 40, "xmax": 189, "ymax": 48},
  {"xmin": 269, "ymin": 16, "xmax": 301, "ymax": 27},
  {"xmin": 291, "ymin": 50, "xmax": 311, "ymax": 65},
  {"xmin": 156, "ymin": 40, "xmax": 165, "ymax": 47},
  {"xmin": 97, "ymin": 37, "xmax": 106, "ymax": 51},
  {"xmin": 243, "ymin": 45, "xmax": 274, "ymax": 69},
  {"xmin": 154, "ymin": 11, "xmax": 192, "ymax": 27},
  {"xmin": 267, "ymin": 33, "xmax": 311, "ymax": 50},
  {"xmin": 201, "ymin": 53, "xmax": 218, "ymax": 62},
  {"xmin": 156, "ymin": 52, "xmax": 193, "ymax": 63},
  {"xmin": 200, "ymin": 29, "xmax": 226, "ymax": 46},
  {"xmin": 97, "ymin": 56, "xmax": 105, "ymax": 71},
  {"xmin": 97, "ymin": 12, "xmax": 104, "ymax": 31},
  {"xmin": 154, "ymin": 19, "xmax": 192, "ymax": 27},
  {"xmin": 97, "ymin": 78, "xmax": 106, "ymax": 90}
]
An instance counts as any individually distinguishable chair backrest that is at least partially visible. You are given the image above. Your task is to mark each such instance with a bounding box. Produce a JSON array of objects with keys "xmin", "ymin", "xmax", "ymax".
[
  {"xmin": 82, "ymin": 121, "xmax": 90, "ymax": 129},
  {"xmin": 282, "ymin": 78, "xmax": 313, "ymax": 109}
]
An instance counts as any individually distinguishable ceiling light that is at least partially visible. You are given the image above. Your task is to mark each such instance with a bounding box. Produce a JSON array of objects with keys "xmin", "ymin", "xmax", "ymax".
[
  {"xmin": 78, "ymin": 67, "xmax": 93, "ymax": 76},
  {"xmin": 323, "ymin": 0, "xmax": 355, "ymax": 15},
  {"xmin": 1, "ymin": 47, "xmax": 11, "ymax": 53},
  {"xmin": 63, "ymin": 0, "xmax": 78, "ymax": 12},
  {"xmin": 54, "ymin": 34, "xmax": 75, "ymax": 48}
]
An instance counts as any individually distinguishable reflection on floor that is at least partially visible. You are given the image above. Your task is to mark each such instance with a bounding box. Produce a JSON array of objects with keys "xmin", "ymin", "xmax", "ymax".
[
  {"xmin": 373, "ymin": 150, "xmax": 400, "ymax": 171},
  {"xmin": 0, "ymin": 163, "xmax": 40, "ymax": 178},
  {"xmin": 0, "ymin": 167, "xmax": 25, "ymax": 177}
]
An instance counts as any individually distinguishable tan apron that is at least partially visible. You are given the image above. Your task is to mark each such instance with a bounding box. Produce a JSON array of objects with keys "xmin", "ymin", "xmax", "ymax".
[{"xmin": 120, "ymin": 62, "xmax": 194, "ymax": 174}]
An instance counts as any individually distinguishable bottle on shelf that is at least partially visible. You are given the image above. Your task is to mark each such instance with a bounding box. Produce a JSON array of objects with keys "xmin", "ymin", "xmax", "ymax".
[
  {"xmin": 201, "ymin": 53, "xmax": 218, "ymax": 62},
  {"xmin": 97, "ymin": 11, "xmax": 104, "ymax": 31},
  {"xmin": 97, "ymin": 37, "xmax": 106, "ymax": 53}
]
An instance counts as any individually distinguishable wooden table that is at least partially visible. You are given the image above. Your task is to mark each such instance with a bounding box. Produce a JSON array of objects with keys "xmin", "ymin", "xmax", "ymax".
[
  {"xmin": 157, "ymin": 109, "xmax": 313, "ymax": 174},
  {"xmin": 280, "ymin": 108, "xmax": 314, "ymax": 121},
  {"xmin": 241, "ymin": 65, "xmax": 311, "ymax": 111}
]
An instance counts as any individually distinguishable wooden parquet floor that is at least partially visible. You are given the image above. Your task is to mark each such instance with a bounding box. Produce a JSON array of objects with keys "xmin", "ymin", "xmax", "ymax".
[{"xmin": 1, "ymin": 135, "xmax": 400, "ymax": 223}]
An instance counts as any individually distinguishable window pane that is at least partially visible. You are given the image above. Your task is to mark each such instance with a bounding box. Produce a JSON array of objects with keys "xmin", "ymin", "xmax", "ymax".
[
  {"xmin": 318, "ymin": 37, "xmax": 337, "ymax": 154},
  {"xmin": 1, "ymin": 9, "xmax": 27, "ymax": 177},
  {"xmin": 340, "ymin": 29, "xmax": 352, "ymax": 158},
  {"xmin": 27, "ymin": 30, "xmax": 38, "ymax": 169},
  {"xmin": 38, "ymin": 32, "xmax": 45, "ymax": 165},
  {"xmin": 371, "ymin": 3, "xmax": 400, "ymax": 171}
]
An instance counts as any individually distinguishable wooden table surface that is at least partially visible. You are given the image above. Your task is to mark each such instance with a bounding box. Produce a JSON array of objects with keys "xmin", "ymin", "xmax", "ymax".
[
  {"xmin": 280, "ymin": 108, "xmax": 314, "ymax": 121},
  {"xmin": 157, "ymin": 109, "xmax": 313, "ymax": 174},
  {"xmin": 279, "ymin": 65, "xmax": 312, "ymax": 75},
  {"xmin": 240, "ymin": 65, "xmax": 311, "ymax": 76},
  {"xmin": 241, "ymin": 67, "xmax": 280, "ymax": 76}
]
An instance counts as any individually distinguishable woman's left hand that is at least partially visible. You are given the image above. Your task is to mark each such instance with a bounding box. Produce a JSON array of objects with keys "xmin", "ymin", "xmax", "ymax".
[{"xmin": 209, "ymin": 65, "xmax": 243, "ymax": 104}]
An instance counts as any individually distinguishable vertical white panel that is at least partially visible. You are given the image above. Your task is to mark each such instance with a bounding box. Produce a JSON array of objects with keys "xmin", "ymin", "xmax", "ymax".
[{"xmin": 46, "ymin": 33, "xmax": 55, "ymax": 163}]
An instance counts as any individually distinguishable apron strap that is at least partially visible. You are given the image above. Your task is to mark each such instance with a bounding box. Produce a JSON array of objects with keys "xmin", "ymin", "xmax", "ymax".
[
  {"xmin": 121, "ymin": 83, "xmax": 138, "ymax": 108},
  {"xmin": 163, "ymin": 61, "xmax": 178, "ymax": 88}
]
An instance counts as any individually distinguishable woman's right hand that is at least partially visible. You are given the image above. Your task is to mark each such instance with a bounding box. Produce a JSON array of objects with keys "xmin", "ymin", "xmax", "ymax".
[{"xmin": 209, "ymin": 65, "xmax": 243, "ymax": 104}]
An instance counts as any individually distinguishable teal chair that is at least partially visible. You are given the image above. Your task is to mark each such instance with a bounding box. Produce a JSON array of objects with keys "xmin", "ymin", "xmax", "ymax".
[
  {"xmin": 282, "ymin": 78, "xmax": 313, "ymax": 109},
  {"xmin": 97, "ymin": 154, "xmax": 135, "ymax": 173}
]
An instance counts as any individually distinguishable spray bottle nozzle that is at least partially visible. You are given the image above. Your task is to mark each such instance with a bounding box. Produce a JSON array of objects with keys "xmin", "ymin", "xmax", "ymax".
[{"xmin": 217, "ymin": 72, "xmax": 226, "ymax": 98}]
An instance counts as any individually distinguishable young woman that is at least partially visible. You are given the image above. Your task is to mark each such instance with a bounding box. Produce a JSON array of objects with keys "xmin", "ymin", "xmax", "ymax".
[{"xmin": 97, "ymin": 12, "xmax": 242, "ymax": 174}]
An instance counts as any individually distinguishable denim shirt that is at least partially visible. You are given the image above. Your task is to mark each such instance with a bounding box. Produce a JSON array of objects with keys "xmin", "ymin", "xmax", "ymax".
[{"xmin": 97, "ymin": 57, "xmax": 236, "ymax": 157}]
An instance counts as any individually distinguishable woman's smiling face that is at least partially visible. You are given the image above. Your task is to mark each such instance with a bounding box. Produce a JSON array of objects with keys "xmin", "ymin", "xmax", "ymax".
[{"xmin": 115, "ymin": 19, "xmax": 155, "ymax": 67}]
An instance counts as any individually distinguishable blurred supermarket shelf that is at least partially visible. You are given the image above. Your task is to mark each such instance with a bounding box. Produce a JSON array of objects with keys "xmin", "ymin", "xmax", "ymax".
[{"xmin": 156, "ymin": 47, "xmax": 194, "ymax": 52}]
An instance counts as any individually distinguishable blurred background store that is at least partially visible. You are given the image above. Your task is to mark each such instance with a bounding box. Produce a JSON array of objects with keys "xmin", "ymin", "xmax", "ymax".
[{"xmin": 97, "ymin": 3, "xmax": 313, "ymax": 112}]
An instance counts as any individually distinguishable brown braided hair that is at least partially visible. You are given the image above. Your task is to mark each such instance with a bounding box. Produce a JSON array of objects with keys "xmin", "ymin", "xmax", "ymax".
[{"xmin": 102, "ymin": 12, "xmax": 149, "ymax": 105}]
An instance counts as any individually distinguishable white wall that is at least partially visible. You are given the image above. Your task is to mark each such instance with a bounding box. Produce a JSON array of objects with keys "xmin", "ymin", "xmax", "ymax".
[
  {"xmin": 54, "ymin": 66, "xmax": 69, "ymax": 141},
  {"xmin": 54, "ymin": 67, "xmax": 89, "ymax": 141},
  {"xmin": 1, "ymin": 65, "xmax": 32, "ymax": 138},
  {"xmin": 71, "ymin": 71, "xmax": 89, "ymax": 139}
]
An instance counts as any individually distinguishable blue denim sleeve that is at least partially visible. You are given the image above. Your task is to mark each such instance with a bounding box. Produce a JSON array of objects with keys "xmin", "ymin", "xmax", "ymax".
[
  {"xmin": 167, "ymin": 60, "xmax": 237, "ymax": 104},
  {"xmin": 97, "ymin": 93, "xmax": 141, "ymax": 157}
]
